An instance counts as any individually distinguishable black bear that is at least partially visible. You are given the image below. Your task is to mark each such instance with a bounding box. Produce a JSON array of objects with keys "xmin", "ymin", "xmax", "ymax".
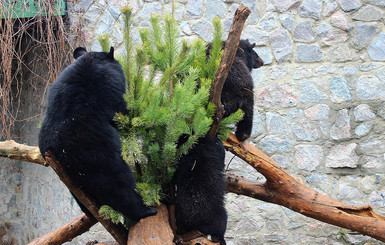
[
  {"xmin": 174, "ymin": 136, "xmax": 227, "ymax": 244},
  {"xmin": 207, "ymin": 39, "xmax": 264, "ymax": 141},
  {"xmin": 38, "ymin": 47, "xmax": 157, "ymax": 221}
]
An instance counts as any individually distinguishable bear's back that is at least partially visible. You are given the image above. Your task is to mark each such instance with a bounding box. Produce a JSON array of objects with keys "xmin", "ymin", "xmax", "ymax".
[{"xmin": 39, "ymin": 50, "xmax": 127, "ymax": 162}]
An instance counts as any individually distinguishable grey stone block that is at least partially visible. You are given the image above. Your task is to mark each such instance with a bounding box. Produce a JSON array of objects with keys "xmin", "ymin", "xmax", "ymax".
[{"xmin": 296, "ymin": 44, "xmax": 323, "ymax": 63}]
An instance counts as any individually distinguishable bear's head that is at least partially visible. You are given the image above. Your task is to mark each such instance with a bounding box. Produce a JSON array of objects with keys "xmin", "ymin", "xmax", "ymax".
[{"xmin": 237, "ymin": 40, "xmax": 264, "ymax": 71}]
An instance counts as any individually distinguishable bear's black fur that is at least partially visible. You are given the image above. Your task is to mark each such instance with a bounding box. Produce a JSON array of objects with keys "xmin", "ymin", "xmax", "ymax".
[
  {"xmin": 207, "ymin": 39, "xmax": 264, "ymax": 141},
  {"xmin": 174, "ymin": 136, "xmax": 227, "ymax": 244},
  {"xmin": 38, "ymin": 47, "xmax": 156, "ymax": 221}
]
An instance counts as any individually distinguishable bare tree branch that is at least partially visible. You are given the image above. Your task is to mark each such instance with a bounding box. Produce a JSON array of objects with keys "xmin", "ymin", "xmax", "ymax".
[
  {"xmin": 208, "ymin": 5, "xmax": 251, "ymax": 138},
  {"xmin": 224, "ymin": 133, "xmax": 385, "ymax": 242},
  {"xmin": 0, "ymin": 140, "xmax": 46, "ymax": 166},
  {"xmin": 28, "ymin": 213, "xmax": 97, "ymax": 245},
  {"xmin": 2, "ymin": 135, "xmax": 385, "ymax": 243}
]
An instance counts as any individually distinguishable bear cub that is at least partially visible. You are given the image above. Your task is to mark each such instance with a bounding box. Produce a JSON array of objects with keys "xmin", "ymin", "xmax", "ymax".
[
  {"xmin": 174, "ymin": 136, "xmax": 227, "ymax": 244},
  {"xmin": 38, "ymin": 47, "xmax": 156, "ymax": 221},
  {"xmin": 207, "ymin": 39, "xmax": 264, "ymax": 141}
]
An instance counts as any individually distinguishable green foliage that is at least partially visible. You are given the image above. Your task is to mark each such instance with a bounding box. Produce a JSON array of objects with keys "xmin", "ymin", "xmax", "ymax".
[
  {"xmin": 99, "ymin": 10, "xmax": 243, "ymax": 210},
  {"xmin": 99, "ymin": 205, "xmax": 123, "ymax": 225},
  {"xmin": 97, "ymin": 33, "xmax": 110, "ymax": 52},
  {"xmin": 136, "ymin": 182, "xmax": 161, "ymax": 206}
]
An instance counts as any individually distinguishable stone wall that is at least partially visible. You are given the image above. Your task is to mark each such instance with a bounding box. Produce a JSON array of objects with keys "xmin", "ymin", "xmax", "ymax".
[{"xmin": 1, "ymin": 0, "xmax": 385, "ymax": 244}]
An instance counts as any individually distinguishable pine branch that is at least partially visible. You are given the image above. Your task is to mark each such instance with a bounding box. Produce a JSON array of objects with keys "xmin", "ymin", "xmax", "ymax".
[{"xmin": 208, "ymin": 5, "xmax": 251, "ymax": 138}]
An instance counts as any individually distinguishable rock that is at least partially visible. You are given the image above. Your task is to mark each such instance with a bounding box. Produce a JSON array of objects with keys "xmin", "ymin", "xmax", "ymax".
[
  {"xmin": 251, "ymin": 109, "xmax": 265, "ymax": 137},
  {"xmin": 354, "ymin": 22, "xmax": 378, "ymax": 50},
  {"xmin": 330, "ymin": 109, "xmax": 351, "ymax": 140},
  {"xmin": 298, "ymin": 0, "xmax": 322, "ymax": 20},
  {"xmin": 292, "ymin": 120, "xmax": 320, "ymax": 141},
  {"xmin": 255, "ymin": 83, "xmax": 298, "ymax": 108},
  {"xmin": 322, "ymin": 0, "xmax": 337, "ymax": 17},
  {"xmin": 266, "ymin": 112, "xmax": 289, "ymax": 134},
  {"xmin": 306, "ymin": 173, "xmax": 329, "ymax": 184},
  {"xmin": 342, "ymin": 65, "xmax": 357, "ymax": 76},
  {"xmin": 293, "ymin": 67, "xmax": 313, "ymax": 80},
  {"xmin": 360, "ymin": 138, "xmax": 385, "ymax": 154},
  {"xmin": 368, "ymin": 32, "xmax": 385, "ymax": 61},
  {"xmin": 94, "ymin": 10, "xmax": 115, "ymax": 35},
  {"xmin": 257, "ymin": 12, "xmax": 279, "ymax": 32},
  {"xmin": 304, "ymin": 104, "xmax": 330, "ymax": 120},
  {"xmin": 296, "ymin": 44, "xmax": 323, "ymax": 62},
  {"xmin": 205, "ymin": 0, "xmax": 226, "ymax": 20},
  {"xmin": 338, "ymin": 183, "xmax": 364, "ymax": 200},
  {"xmin": 317, "ymin": 23, "xmax": 348, "ymax": 46},
  {"xmin": 336, "ymin": 0, "xmax": 362, "ymax": 12},
  {"xmin": 369, "ymin": 0, "xmax": 385, "ymax": 7},
  {"xmin": 270, "ymin": 65, "xmax": 290, "ymax": 80},
  {"xmin": 273, "ymin": 0, "xmax": 301, "ymax": 12},
  {"xmin": 295, "ymin": 145, "xmax": 323, "ymax": 172},
  {"xmin": 352, "ymin": 5, "xmax": 383, "ymax": 22},
  {"xmin": 315, "ymin": 65, "xmax": 339, "ymax": 75},
  {"xmin": 356, "ymin": 75, "xmax": 385, "ymax": 100},
  {"xmin": 186, "ymin": 0, "xmax": 204, "ymax": 19},
  {"xmin": 269, "ymin": 28, "xmax": 293, "ymax": 63},
  {"xmin": 326, "ymin": 143, "xmax": 359, "ymax": 168},
  {"xmin": 355, "ymin": 124, "xmax": 372, "ymax": 137},
  {"xmin": 300, "ymin": 81, "xmax": 328, "ymax": 103},
  {"xmin": 259, "ymin": 135, "xmax": 290, "ymax": 154},
  {"xmin": 326, "ymin": 43, "xmax": 354, "ymax": 63},
  {"xmin": 279, "ymin": 13, "xmax": 294, "ymax": 31},
  {"xmin": 362, "ymin": 156, "xmax": 383, "ymax": 169},
  {"xmin": 293, "ymin": 20, "xmax": 315, "ymax": 42},
  {"xmin": 138, "ymin": 2, "xmax": 162, "ymax": 20},
  {"xmin": 331, "ymin": 10, "xmax": 351, "ymax": 31},
  {"xmin": 353, "ymin": 104, "xmax": 376, "ymax": 121},
  {"xmin": 242, "ymin": 26, "xmax": 269, "ymax": 46},
  {"xmin": 330, "ymin": 76, "xmax": 352, "ymax": 103},
  {"xmin": 190, "ymin": 19, "xmax": 213, "ymax": 42},
  {"xmin": 83, "ymin": 5, "xmax": 103, "ymax": 24}
]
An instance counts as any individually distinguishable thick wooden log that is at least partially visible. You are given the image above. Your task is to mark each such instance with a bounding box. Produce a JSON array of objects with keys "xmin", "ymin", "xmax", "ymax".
[
  {"xmin": 224, "ymin": 133, "xmax": 385, "ymax": 242},
  {"xmin": 44, "ymin": 153, "xmax": 128, "ymax": 245},
  {"xmin": 208, "ymin": 5, "xmax": 251, "ymax": 138},
  {"xmin": 28, "ymin": 213, "xmax": 97, "ymax": 245},
  {"xmin": 126, "ymin": 204, "xmax": 174, "ymax": 245}
]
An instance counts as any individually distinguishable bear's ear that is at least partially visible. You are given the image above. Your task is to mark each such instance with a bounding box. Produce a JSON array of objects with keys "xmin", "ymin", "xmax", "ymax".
[
  {"xmin": 249, "ymin": 43, "xmax": 256, "ymax": 49},
  {"xmin": 107, "ymin": 47, "xmax": 114, "ymax": 59},
  {"xmin": 73, "ymin": 47, "xmax": 87, "ymax": 59}
]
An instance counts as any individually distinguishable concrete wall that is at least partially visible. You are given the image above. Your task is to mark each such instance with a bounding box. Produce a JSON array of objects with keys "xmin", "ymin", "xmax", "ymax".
[{"xmin": 1, "ymin": 0, "xmax": 385, "ymax": 244}]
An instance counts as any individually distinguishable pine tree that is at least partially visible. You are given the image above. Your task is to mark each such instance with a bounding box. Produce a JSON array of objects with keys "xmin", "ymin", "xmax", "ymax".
[{"xmin": 98, "ymin": 7, "xmax": 243, "ymax": 212}]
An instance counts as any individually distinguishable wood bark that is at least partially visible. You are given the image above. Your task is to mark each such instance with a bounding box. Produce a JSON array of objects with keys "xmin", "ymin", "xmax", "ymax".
[
  {"xmin": 208, "ymin": 5, "xmax": 251, "ymax": 138},
  {"xmin": 224, "ymin": 133, "xmax": 385, "ymax": 242},
  {"xmin": 28, "ymin": 213, "xmax": 97, "ymax": 245},
  {"xmin": 44, "ymin": 152, "xmax": 129, "ymax": 245},
  {"xmin": 126, "ymin": 204, "xmax": 174, "ymax": 245},
  {"xmin": 2, "ymin": 139, "xmax": 385, "ymax": 242},
  {"xmin": 0, "ymin": 140, "xmax": 46, "ymax": 166}
]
